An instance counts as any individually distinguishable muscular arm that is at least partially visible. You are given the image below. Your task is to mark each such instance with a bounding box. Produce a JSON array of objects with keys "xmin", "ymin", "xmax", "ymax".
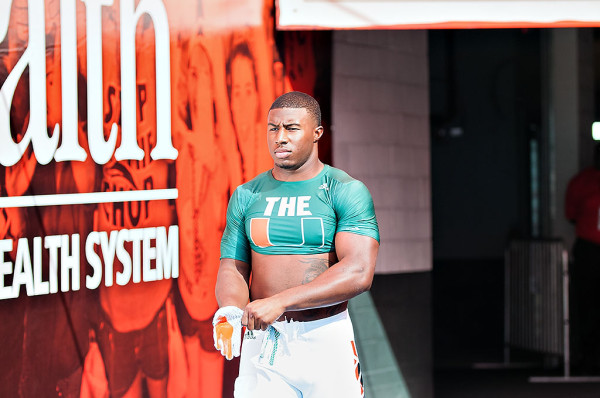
[
  {"xmin": 215, "ymin": 258, "xmax": 251, "ymax": 309},
  {"xmin": 243, "ymin": 232, "xmax": 379, "ymax": 330}
]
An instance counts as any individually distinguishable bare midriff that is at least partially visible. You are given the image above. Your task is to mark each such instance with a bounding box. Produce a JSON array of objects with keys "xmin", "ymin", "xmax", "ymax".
[{"xmin": 250, "ymin": 251, "xmax": 347, "ymax": 322}]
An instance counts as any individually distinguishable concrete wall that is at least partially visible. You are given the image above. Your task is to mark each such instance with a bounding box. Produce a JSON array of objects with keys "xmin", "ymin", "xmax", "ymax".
[
  {"xmin": 332, "ymin": 30, "xmax": 433, "ymax": 398},
  {"xmin": 332, "ymin": 30, "xmax": 432, "ymax": 274}
]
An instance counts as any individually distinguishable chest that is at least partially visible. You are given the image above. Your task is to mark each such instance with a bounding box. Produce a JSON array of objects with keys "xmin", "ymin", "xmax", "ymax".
[{"xmin": 244, "ymin": 193, "xmax": 337, "ymax": 249}]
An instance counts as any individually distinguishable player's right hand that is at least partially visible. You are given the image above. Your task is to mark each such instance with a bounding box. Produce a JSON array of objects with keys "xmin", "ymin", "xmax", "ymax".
[{"xmin": 212, "ymin": 306, "xmax": 243, "ymax": 360}]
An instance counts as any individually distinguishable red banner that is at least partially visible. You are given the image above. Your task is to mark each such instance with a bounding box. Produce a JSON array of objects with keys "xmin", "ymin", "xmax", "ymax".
[{"xmin": 0, "ymin": 0, "xmax": 329, "ymax": 396}]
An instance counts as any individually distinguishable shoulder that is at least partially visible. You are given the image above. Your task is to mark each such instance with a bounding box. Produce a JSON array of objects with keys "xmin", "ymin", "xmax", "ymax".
[
  {"xmin": 241, "ymin": 170, "xmax": 272, "ymax": 190},
  {"xmin": 325, "ymin": 165, "xmax": 370, "ymax": 195},
  {"xmin": 324, "ymin": 165, "xmax": 356, "ymax": 184},
  {"xmin": 234, "ymin": 170, "xmax": 272, "ymax": 197},
  {"xmin": 325, "ymin": 166, "xmax": 380, "ymax": 241},
  {"xmin": 229, "ymin": 171, "xmax": 273, "ymax": 213},
  {"xmin": 323, "ymin": 166, "xmax": 374, "ymax": 212}
]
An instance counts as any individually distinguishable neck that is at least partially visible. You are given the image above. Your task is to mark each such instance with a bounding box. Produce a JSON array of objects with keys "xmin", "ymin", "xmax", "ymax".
[{"xmin": 272, "ymin": 156, "xmax": 324, "ymax": 182}]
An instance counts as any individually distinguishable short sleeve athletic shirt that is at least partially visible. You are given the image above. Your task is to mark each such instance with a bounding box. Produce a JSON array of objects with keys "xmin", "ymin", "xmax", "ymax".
[{"xmin": 220, "ymin": 164, "xmax": 379, "ymax": 263}]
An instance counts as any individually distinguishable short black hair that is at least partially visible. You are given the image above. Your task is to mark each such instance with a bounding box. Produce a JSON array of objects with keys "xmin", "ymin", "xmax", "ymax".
[{"xmin": 269, "ymin": 91, "xmax": 321, "ymax": 125}]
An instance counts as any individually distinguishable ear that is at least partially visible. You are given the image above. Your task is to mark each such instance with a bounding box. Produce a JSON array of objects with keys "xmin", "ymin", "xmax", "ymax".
[{"xmin": 313, "ymin": 126, "xmax": 324, "ymax": 143}]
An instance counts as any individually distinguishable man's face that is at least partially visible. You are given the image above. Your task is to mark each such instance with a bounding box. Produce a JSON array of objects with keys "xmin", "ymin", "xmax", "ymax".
[
  {"xmin": 188, "ymin": 46, "xmax": 214, "ymax": 131},
  {"xmin": 230, "ymin": 56, "xmax": 259, "ymax": 131},
  {"xmin": 267, "ymin": 107, "xmax": 320, "ymax": 170}
]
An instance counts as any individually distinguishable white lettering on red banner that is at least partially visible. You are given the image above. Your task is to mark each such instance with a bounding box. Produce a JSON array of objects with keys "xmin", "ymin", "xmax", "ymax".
[
  {"xmin": 0, "ymin": 225, "xmax": 179, "ymax": 300},
  {"xmin": 0, "ymin": 0, "xmax": 177, "ymax": 167}
]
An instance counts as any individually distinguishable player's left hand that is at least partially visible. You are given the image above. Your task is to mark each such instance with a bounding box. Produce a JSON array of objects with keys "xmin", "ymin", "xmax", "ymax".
[{"xmin": 242, "ymin": 298, "xmax": 285, "ymax": 331}]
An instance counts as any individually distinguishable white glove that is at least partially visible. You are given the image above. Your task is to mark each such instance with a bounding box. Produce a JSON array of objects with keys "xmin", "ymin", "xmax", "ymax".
[{"xmin": 212, "ymin": 306, "xmax": 244, "ymax": 360}]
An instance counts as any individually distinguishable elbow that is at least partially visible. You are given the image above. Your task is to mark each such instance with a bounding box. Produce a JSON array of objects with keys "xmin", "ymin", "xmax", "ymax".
[{"xmin": 355, "ymin": 271, "xmax": 373, "ymax": 294}]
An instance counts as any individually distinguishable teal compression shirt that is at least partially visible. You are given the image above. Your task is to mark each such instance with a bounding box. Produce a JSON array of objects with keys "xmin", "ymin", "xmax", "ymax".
[{"xmin": 220, "ymin": 164, "xmax": 379, "ymax": 263}]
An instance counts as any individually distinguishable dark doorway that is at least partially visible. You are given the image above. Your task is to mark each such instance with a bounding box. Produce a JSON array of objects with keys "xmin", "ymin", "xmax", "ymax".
[{"xmin": 429, "ymin": 29, "xmax": 542, "ymax": 366}]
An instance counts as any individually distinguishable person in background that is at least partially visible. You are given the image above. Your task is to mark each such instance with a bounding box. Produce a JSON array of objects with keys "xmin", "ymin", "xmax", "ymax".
[
  {"xmin": 173, "ymin": 35, "xmax": 232, "ymax": 398},
  {"xmin": 226, "ymin": 41, "xmax": 267, "ymax": 182},
  {"xmin": 565, "ymin": 143, "xmax": 600, "ymax": 376},
  {"xmin": 92, "ymin": 14, "xmax": 173, "ymax": 397}
]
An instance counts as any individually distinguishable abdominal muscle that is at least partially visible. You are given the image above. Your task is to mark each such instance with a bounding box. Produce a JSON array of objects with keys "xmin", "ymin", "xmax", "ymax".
[{"xmin": 249, "ymin": 250, "xmax": 347, "ymax": 322}]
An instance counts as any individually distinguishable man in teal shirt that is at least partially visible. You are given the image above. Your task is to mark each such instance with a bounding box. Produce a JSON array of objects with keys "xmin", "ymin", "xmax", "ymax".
[{"xmin": 213, "ymin": 91, "xmax": 379, "ymax": 397}]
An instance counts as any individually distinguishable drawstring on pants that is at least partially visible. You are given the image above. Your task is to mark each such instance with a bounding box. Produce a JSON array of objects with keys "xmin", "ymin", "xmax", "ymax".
[{"xmin": 259, "ymin": 326, "xmax": 281, "ymax": 366}]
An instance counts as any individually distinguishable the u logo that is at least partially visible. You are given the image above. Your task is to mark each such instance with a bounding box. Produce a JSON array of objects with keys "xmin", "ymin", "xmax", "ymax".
[{"xmin": 249, "ymin": 217, "xmax": 324, "ymax": 248}]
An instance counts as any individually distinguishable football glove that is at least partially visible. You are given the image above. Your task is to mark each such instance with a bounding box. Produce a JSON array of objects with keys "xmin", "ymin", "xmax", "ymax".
[{"xmin": 212, "ymin": 306, "xmax": 244, "ymax": 360}]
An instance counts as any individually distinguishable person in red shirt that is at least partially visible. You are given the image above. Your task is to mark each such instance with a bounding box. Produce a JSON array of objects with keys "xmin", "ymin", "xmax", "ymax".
[{"xmin": 565, "ymin": 143, "xmax": 600, "ymax": 375}]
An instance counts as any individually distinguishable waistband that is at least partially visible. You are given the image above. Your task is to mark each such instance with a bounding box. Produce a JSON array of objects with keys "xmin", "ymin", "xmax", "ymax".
[
  {"xmin": 276, "ymin": 302, "xmax": 348, "ymax": 323},
  {"xmin": 274, "ymin": 308, "xmax": 349, "ymax": 333}
]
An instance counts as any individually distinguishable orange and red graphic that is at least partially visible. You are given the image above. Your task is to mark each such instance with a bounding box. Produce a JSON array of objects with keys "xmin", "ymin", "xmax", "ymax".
[{"xmin": 0, "ymin": 0, "xmax": 328, "ymax": 396}]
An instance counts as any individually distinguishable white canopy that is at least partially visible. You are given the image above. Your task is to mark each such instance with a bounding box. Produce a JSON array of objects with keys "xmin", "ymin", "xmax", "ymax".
[{"xmin": 276, "ymin": 0, "xmax": 600, "ymax": 30}]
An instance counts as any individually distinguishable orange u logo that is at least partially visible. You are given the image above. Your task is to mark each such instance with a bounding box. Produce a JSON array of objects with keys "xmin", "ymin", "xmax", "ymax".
[{"xmin": 250, "ymin": 218, "xmax": 272, "ymax": 247}]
